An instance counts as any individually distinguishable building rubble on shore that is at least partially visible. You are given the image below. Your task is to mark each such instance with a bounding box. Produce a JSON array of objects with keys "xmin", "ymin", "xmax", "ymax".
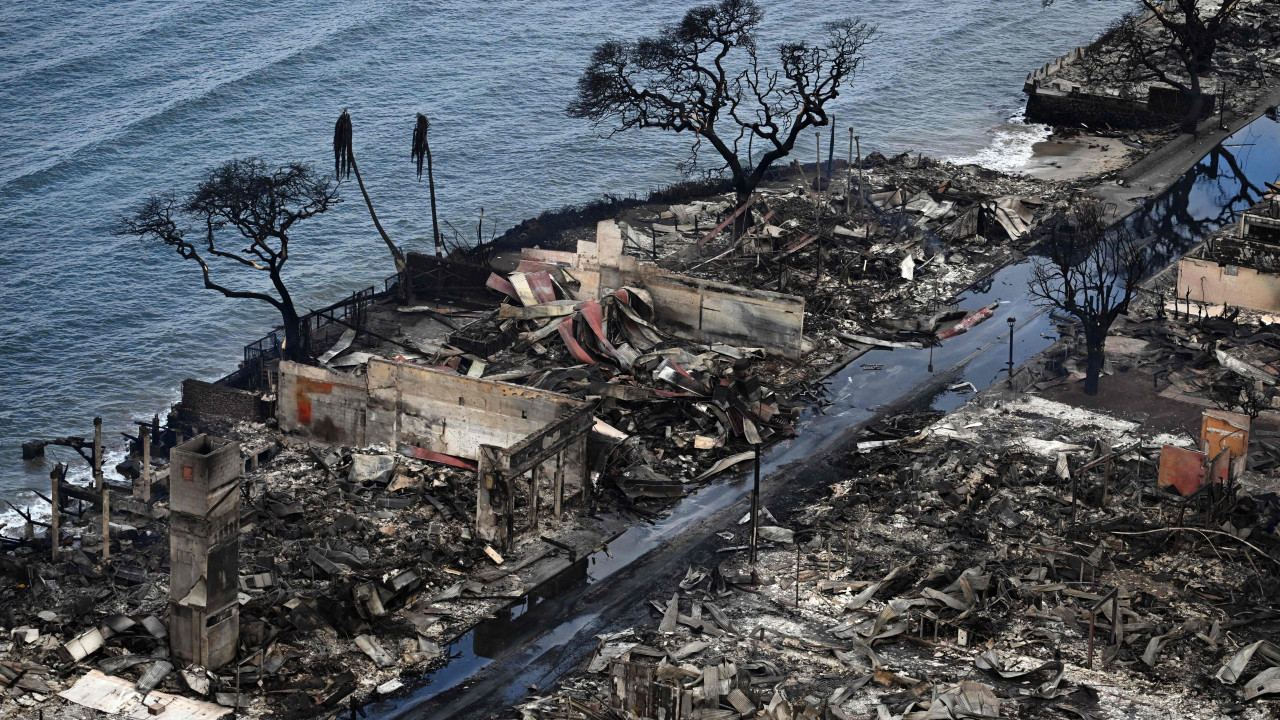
[
  {"xmin": 1023, "ymin": 0, "xmax": 1280, "ymax": 131},
  {"xmin": 0, "ymin": 153, "xmax": 1087, "ymax": 719},
  {"xmin": 1175, "ymin": 190, "xmax": 1280, "ymax": 317}
]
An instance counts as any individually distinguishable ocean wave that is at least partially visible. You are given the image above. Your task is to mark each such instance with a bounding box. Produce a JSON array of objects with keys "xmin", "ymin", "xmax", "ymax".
[
  {"xmin": 947, "ymin": 114, "xmax": 1052, "ymax": 173},
  {"xmin": 0, "ymin": 4, "xmax": 390, "ymax": 193}
]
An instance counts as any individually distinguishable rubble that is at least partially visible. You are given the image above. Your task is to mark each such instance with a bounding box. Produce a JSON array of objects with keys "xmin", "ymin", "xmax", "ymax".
[
  {"xmin": 10, "ymin": 23, "xmax": 1279, "ymax": 718},
  {"xmin": 511, "ymin": 390, "xmax": 1280, "ymax": 720}
]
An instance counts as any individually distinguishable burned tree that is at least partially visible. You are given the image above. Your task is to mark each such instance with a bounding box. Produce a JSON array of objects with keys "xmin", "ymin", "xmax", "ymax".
[
  {"xmin": 334, "ymin": 110, "xmax": 410, "ymax": 296},
  {"xmin": 1062, "ymin": 0, "xmax": 1243, "ymax": 133},
  {"xmin": 412, "ymin": 113, "xmax": 444, "ymax": 259},
  {"xmin": 568, "ymin": 0, "xmax": 873, "ymax": 220},
  {"xmin": 120, "ymin": 158, "xmax": 338, "ymax": 362},
  {"xmin": 1029, "ymin": 202, "xmax": 1150, "ymax": 396}
]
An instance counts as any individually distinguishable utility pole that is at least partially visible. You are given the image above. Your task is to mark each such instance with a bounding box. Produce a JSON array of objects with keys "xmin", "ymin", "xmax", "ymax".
[
  {"xmin": 846, "ymin": 128, "xmax": 854, "ymax": 215},
  {"xmin": 1007, "ymin": 316, "xmax": 1017, "ymax": 377},
  {"xmin": 749, "ymin": 443, "xmax": 761, "ymax": 570}
]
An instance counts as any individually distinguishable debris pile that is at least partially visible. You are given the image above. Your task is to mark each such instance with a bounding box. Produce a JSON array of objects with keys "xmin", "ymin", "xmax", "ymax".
[
  {"xmin": 669, "ymin": 155, "xmax": 1067, "ymax": 349},
  {"xmin": 0, "ymin": 422, "xmax": 624, "ymax": 719},
  {"xmin": 512, "ymin": 392, "xmax": 1280, "ymax": 719}
]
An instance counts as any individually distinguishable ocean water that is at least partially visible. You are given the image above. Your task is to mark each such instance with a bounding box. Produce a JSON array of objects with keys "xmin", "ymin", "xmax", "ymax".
[{"xmin": 0, "ymin": 0, "xmax": 1126, "ymax": 522}]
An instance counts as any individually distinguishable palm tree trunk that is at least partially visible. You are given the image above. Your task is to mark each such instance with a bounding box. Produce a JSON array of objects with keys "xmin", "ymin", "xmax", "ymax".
[
  {"xmin": 424, "ymin": 138, "xmax": 442, "ymax": 259},
  {"xmin": 348, "ymin": 153, "xmax": 412, "ymax": 302}
]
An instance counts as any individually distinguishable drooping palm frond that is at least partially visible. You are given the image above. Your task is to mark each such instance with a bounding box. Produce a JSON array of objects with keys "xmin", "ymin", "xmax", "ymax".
[
  {"xmin": 334, "ymin": 109, "xmax": 354, "ymax": 180},
  {"xmin": 413, "ymin": 112, "xmax": 443, "ymax": 258},
  {"xmin": 412, "ymin": 113, "xmax": 430, "ymax": 179}
]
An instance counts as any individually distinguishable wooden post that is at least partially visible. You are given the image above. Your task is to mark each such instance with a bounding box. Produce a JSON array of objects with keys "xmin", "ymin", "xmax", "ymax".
[
  {"xmin": 49, "ymin": 466, "xmax": 60, "ymax": 561},
  {"xmin": 92, "ymin": 417, "xmax": 104, "ymax": 492},
  {"xmin": 846, "ymin": 128, "xmax": 854, "ymax": 215},
  {"xmin": 528, "ymin": 469, "xmax": 539, "ymax": 533},
  {"xmin": 1101, "ymin": 455, "xmax": 1112, "ymax": 507},
  {"xmin": 101, "ymin": 478, "xmax": 111, "ymax": 561},
  {"xmin": 136, "ymin": 428, "xmax": 152, "ymax": 502},
  {"xmin": 553, "ymin": 451, "xmax": 565, "ymax": 520},
  {"xmin": 1111, "ymin": 592, "xmax": 1121, "ymax": 645}
]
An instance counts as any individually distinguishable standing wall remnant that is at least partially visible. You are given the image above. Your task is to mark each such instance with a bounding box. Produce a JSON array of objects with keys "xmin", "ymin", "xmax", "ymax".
[
  {"xmin": 526, "ymin": 221, "xmax": 806, "ymax": 359},
  {"xmin": 276, "ymin": 359, "xmax": 593, "ymax": 547},
  {"xmin": 168, "ymin": 434, "xmax": 241, "ymax": 670}
]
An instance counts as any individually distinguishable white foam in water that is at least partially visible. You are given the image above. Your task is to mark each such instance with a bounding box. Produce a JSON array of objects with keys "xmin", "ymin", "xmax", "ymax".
[
  {"xmin": 1, "ymin": 446, "xmax": 128, "ymax": 539},
  {"xmin": 947, "ymin": 113, "xmax": 1053, "ymax": 173}
]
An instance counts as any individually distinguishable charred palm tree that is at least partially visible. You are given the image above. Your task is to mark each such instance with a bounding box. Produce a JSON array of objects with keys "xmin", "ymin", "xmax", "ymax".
[
  {"xmin": 412, "ymin": 113, "xmax": 444, "ymax": 260},
  {"xmin": 334, "ymin": 109, "xmax": 411, "ymax": 300}
]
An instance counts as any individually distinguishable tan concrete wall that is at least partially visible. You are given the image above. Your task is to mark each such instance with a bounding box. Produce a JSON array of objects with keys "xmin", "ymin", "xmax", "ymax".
[
  {"xmin": 1177, "ymin": 257, "xmax": 1280, "ymax": 314},
  {"xmin": 644, "ymin": 274, "xmax": 806, "ymax": 359},
  {"xmin": 365, "ymin": 358, "xmax": 585, "ymax": 460},
  {"xmin": 277, "ymin": 362, "xmax": 370, "ymax": 446},
  {"xmin": 562, "ymin": 221, "xmax": 805, "ymax": 358}
]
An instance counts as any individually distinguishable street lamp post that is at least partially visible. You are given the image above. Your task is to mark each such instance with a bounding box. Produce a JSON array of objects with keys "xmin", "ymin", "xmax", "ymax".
[
  {"xmin": 747, "ymin": 438, "xmax": 757, "ymax": 566},
  {"xmin": 1006, "ymin": 316, "xmax": 1017, "ymax": 377}
]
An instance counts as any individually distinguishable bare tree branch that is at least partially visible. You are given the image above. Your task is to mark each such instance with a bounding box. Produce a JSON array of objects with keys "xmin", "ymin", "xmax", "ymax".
[
  {"xmin": 1028, "ymin": 201, "xmax": 1151, "ymax": 395},
  {"xmin": 568, "ymin": 0, "xmax": 873, "ymax": 210},
  {"xmin": 119, "ymin": 159, "xmax": 339, "ymax": 361}
]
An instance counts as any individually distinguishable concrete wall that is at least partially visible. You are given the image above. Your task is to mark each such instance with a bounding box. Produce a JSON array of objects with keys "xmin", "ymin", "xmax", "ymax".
[
  {"xmin": 534, "ymin": 221, "xmax": 806, "ymax": 359},
  {"xmin": 1177, "ymin": 257, "xmax": 1280, "ymax": 313},
  {"xmin": 365, "ymin": 358, "xmax": 585, "ymax": 460},
  {"xmin": 180, "ymin": 379, "xmax": 265, "ymax": 423},
  {"xmin": 277, "ymin": 362, "xmax": 369, "ymax": 446},
  {"xmin": 643, "ymin": 274, "xmax": 806, "ymax": 359},
  {"xmin": 277, "ymin": 359, "xmax": 587, "ymax": 461}
]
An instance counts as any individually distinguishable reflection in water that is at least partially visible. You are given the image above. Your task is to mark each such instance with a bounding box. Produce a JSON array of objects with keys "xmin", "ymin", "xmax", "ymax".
[{"xmin": 1129, "ymin": 113, "xmax": 1280, "ymax": 272}]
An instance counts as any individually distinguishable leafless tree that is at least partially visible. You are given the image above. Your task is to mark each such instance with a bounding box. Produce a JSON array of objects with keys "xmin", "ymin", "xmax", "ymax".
[
  {"xmin": 1029, "ymin": 201, "xmax": 1150, "ymax": 396},
  {"xmin": 568, "ymin": 0, "xmax": 873, "ymax": 227},
  {"xmin": 119, "ymin": 159, "xmax": 339, "ymax": 362},
  {"xmin": 1060, "ymin": 0, "xmax": 1244, "ymax": 134}
]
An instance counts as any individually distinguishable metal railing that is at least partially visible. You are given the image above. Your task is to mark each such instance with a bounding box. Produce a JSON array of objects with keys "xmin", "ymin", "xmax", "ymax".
[{"xmin": 215, "ymin": 287, "xmax": 377, "ymax": 391}]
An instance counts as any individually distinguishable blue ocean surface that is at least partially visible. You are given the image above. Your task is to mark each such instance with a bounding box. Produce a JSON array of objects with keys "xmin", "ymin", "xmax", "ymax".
[{"xmin": 0, "ymin": 0, "xmax": 1125, "ymax": 518}]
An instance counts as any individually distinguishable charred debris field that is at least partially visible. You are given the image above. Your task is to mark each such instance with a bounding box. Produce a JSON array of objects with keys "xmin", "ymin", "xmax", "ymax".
[{"xmin": 4, "ymin": 1, "xmax": 1280, "ymax": 719}]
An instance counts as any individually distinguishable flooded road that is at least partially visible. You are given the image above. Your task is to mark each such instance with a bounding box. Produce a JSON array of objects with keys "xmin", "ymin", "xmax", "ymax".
[{"xmin": 368, "ymin": 110, "xmax": 1280, "ymax": 720}]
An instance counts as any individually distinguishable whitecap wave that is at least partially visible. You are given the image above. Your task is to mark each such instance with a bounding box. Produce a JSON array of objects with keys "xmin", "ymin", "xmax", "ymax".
[
  {"xmin": 1, "ymin": 445, "xmax": 129, "ymax": 540},
  {"xmin": 947, "ymin": 114, "xmax": 1052, "ymax": 174}
]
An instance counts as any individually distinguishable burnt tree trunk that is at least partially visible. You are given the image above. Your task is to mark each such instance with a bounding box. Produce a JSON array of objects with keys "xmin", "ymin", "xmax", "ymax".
[
  {"xmin": 280, "ymin": 309, "xmax": 305, "ymax": 363},
  {"xmin": 733, "ymin": 186, "xmax": 753, "ymax": 240},
  {"xmin": 1083, "ymin": 328, "xmax": 1107, "ymax": 397},
  {"xmin": 1180, "ymin": 72, "xmax": 1206, "ymax": 135}
]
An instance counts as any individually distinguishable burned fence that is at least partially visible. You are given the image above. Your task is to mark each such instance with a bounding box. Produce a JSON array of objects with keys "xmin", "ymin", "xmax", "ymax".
[{"xmin": 215, "ymin": 286, "xmax": 376, "ymax": 392}]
